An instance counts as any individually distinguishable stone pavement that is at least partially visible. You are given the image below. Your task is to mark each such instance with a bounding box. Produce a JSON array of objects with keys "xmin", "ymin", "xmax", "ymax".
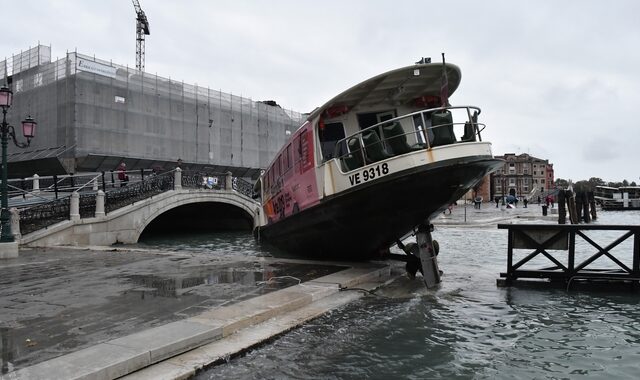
[
  {"xmin": 0, "ymin": 247, "xmax": 394, "ymax": 379},
  {"xmin": 0, "ymin": 202, "xmax": 557, "ymax": 379},
  {"xmin": 433, "ymin": 200, "xmax": 558, "ymax": 227}
]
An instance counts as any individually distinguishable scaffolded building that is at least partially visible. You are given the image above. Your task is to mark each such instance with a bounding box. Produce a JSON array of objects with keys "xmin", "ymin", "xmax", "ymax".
[{"xmin": 1, "ymin": 45, "xmax": 304, "ymax": 178}]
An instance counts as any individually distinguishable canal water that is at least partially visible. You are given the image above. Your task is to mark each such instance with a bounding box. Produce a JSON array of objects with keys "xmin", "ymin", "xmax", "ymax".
[{"xmin": 140, "ymin": 211, "xmax": 640, "ymax": 379}]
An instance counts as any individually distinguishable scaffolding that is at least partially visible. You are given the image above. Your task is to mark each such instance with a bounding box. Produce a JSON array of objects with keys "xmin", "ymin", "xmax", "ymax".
[{"xmin": 1, "ymin": 45, "xmax": 306, "ymax": 178}]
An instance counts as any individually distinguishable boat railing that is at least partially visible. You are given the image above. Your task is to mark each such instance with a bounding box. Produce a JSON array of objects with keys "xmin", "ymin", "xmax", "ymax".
[{"xmin": 332, "ymin": 106, "xmax": 485, "ymax": 172}]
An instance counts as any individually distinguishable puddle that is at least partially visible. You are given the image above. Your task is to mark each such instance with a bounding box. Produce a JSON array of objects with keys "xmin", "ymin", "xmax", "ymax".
[{"xmin": 124, "ymin": 262, "xmax": 347, "ymax": 298}]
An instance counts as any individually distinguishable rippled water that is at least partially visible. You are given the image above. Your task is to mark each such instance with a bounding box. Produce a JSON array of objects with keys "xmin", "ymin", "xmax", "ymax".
[{"xmin": 144, "ymin": 211, "xmax": 640, "ymax": 379}]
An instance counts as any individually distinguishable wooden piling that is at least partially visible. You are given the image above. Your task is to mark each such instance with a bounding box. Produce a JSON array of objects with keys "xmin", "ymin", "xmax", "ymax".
[
  {"xmin": 582, "ymin": 192, "xmax": 591, "ymax": 223},
  {"xmin": 566, "ymin": 190, "xmax": 579, "ymax": 224},
  {"xmin": 575, "ymin": 192, "xmax": 584, "ymax": 222},
  {"xmin": 558, "ymin": 190, "xmax": 567, "ymax": 224},
  {"xmin": 588, "ymin": 191, "xmax": 597, "ymax": 220}
]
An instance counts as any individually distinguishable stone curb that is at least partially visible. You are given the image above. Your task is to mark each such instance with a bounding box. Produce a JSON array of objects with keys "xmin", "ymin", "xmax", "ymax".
[{"xmin": 4, "ymin": 264, "xmax": 391, "ymax": 380}]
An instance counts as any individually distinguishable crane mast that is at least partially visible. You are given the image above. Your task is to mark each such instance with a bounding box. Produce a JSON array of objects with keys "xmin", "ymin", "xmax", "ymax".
[{"xmin": 132, "ymin": 0, "xmax": 150, "ymax": 71}]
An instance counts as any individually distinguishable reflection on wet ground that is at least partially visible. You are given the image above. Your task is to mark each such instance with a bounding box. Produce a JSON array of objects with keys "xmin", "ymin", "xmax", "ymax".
[
  {"xmin": 125, "ymin": 262, "xmax": 343, "ymax": 299},
  {"xmin": 0, "ymin": 247, "xmax": 346, "ymax": 373}
]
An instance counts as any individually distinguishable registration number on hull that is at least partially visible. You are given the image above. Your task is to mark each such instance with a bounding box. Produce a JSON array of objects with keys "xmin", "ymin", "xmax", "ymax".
[{"xmin": 348, "ymin": 163, "xmax": 390, "ymax": 186}]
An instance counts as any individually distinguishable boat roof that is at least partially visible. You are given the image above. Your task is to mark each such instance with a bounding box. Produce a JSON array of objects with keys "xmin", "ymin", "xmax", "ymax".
[{"xmin": 307, "ymin": 62, "xmax": 462, "ymax": 121}]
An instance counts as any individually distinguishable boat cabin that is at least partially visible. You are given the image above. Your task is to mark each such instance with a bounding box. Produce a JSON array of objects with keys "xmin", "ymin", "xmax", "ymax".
[{"xmin": 257, "ymin": 62, "xmax": 491, "ymax": 225}]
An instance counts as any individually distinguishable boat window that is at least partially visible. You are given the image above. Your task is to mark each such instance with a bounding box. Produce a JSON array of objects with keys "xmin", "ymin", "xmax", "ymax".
[
  {"xmin": 293, "ymin": 135, "xmax": 301, "ymax": 163},
  {"xmin": 318, "ymin": 122, "xmax": 345, "ymax": 160},
  {"xmin": 285, "ymin": 144, "xmax": 292, "ymax": 170},
  {"xmin": 413, "ymin": 113, "xmax": 434, "ymax": 145},
  {"xmin": 357, "ymin": 110, "xmax": 396, "ymax": 130}
]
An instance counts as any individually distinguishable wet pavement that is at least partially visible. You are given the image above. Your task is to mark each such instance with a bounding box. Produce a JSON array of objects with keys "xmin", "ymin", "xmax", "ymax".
[
  {"xmin": 433, "ymin": 200, "xmax": 557, "ymax": 226},
  {"xmin": 0, "ymin": 247, "xmax": 351, "ymax": 375},
  {"xmin": 0, "ymin": 202, "xmax": 556, "ymax": 378}
]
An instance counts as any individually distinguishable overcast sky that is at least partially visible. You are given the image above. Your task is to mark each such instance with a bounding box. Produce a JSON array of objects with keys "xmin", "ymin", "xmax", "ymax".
[{"xmin": 3, "ymin": 0, "xmax": 639, "ymax": 183}]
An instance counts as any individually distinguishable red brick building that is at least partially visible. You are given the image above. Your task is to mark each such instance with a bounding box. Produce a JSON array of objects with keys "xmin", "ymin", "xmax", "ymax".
[{"xmin": 490, "ymin": 153, "xmax": 555, "ymax": 201}]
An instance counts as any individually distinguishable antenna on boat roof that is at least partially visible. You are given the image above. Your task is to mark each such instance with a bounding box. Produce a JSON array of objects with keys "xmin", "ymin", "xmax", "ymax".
[{"xmin": 415, "ymin": 57, "xmax": 431, "ymax": 64}]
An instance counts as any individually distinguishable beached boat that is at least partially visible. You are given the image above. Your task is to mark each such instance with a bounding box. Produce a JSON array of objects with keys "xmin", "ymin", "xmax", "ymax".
[{"xmin": 253, "ymin": 59, "xmax": 503, "ymax": 260}]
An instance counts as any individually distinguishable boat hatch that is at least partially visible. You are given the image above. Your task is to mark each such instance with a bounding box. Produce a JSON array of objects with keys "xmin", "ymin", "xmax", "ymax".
[{"xmin": 334, "ymin": 105, "xmax": 483, "ymax": 172}]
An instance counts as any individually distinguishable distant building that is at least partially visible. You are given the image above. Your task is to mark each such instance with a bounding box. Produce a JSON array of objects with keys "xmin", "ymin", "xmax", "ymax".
[
  {"xmin": 461, "ymin": 175, "xmax": 491, "ymax": 204},
  {"xmin": 490, "ymin": 153, "xmax": 555, "ymax": 200},
  {"xmin": 1, "ymin": 45, "xmax": 304, "ymax": 178}
]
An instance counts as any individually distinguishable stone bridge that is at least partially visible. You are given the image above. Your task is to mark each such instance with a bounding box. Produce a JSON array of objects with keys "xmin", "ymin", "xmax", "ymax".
[{"xmin": 12, "ymin": 169, "xmax": 263, "ymax": 248}]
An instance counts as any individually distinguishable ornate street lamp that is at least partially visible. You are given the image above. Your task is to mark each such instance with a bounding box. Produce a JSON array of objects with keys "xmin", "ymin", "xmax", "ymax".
[{"xmin": 0, "ymin": 85, "xmax": 37, "ymax": 244}]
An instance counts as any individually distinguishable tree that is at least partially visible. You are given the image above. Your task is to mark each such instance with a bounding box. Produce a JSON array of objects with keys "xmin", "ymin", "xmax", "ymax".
[
  {"xmin": 555, "ymin": 178, "xmax": 569, "ymax": 188},
  {"xmin": 573, "ymin": 180, "xmax": 590, "ymax": 193},
  {"xmin": 588, "ymin": 177, "xmax": 605, "ymax": 188}
]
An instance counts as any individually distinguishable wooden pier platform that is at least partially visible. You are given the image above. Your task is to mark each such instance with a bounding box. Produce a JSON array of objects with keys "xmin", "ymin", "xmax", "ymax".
[{"xmin": 497, "ymin": 224, "xmax": 640, "ymax": 291}]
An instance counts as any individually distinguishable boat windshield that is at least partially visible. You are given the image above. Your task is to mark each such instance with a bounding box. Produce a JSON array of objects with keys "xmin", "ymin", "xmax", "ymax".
[{"xmin": 332, "ymin": 106, "xmax": 484, "ymax": 172}]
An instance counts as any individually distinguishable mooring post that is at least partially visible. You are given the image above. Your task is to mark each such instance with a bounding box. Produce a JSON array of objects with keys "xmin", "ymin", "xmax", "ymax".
[
  {"xmin": 588, "ymin": 191, "xmax": 597, "ymax": 220},
  {"xmin": 582, "ymin": 192, "xmax": 591, "ymax": 223},
  {"xmin": 416, "ymin": 223, "xmax": 441, "ymax": 288},
  {"xmin": 575, "ymin": 192, "xmax": 584, "ymax": 222},
  {"xmin": 558, "ymin": 190, "xmax": 566, "ymax": 224},
  {"xmin": 566, "ymin": 190, "xmax": 578, "ymax": 224}
]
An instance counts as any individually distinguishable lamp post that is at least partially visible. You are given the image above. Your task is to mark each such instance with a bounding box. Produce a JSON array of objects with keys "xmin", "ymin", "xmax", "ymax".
[{"xmin": 0, "ymin": 85, "xmax": 36, "ymax": 245}]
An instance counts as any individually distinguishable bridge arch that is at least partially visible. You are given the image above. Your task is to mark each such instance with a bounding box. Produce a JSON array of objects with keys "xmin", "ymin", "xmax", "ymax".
[
  {"xmin": 133, "ymin": 192, "xmax": 260, "ymax": 242},
  {"xmin": 20, "ymin": 189, "xmax": 261, "ymax": 248}
]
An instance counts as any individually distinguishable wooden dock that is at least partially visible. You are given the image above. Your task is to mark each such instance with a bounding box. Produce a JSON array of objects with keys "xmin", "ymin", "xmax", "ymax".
[{"xmin": 497, "ymin": 224, "xmax": 640, "ymax": 290}]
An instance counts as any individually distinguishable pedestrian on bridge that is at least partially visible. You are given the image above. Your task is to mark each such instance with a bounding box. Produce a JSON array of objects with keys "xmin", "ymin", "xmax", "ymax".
[{"xmin": 117, "ymin": 162, "xmax": 129, "ymax": 186}]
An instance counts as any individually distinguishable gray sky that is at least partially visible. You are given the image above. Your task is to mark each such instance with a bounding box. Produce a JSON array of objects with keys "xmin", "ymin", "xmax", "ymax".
[{"xmin": 3, "ymin": 0, "xmax": 639, "ymax": 183}]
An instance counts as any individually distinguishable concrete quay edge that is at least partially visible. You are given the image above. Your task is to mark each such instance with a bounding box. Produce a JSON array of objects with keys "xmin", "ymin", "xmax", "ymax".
[
  {"xmin": 121, "ymin": 281, "xmax": 385, "ymax": 380},
  {"xmin": 2, "ymin": 262, "xmax": 393, "ymax": 380}
]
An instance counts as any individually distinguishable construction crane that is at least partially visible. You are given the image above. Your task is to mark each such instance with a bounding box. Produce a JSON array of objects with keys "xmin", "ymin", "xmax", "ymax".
[{"xmin": 132, "ymin": 0, "xmax": 150, "ymax": 71}]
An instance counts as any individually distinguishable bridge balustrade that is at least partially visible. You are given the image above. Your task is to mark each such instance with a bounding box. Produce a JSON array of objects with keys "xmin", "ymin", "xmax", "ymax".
[
  {"xmin": 104, "ymin": 172, "xmax": 174, "ymax": 214},
  {"xmin": 19, "ymin": 198, "xmax": 71, "ymax": 235},
  {"xmin": 12, "ymin": 169, "xmax": 258, "ymax": 238}
]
